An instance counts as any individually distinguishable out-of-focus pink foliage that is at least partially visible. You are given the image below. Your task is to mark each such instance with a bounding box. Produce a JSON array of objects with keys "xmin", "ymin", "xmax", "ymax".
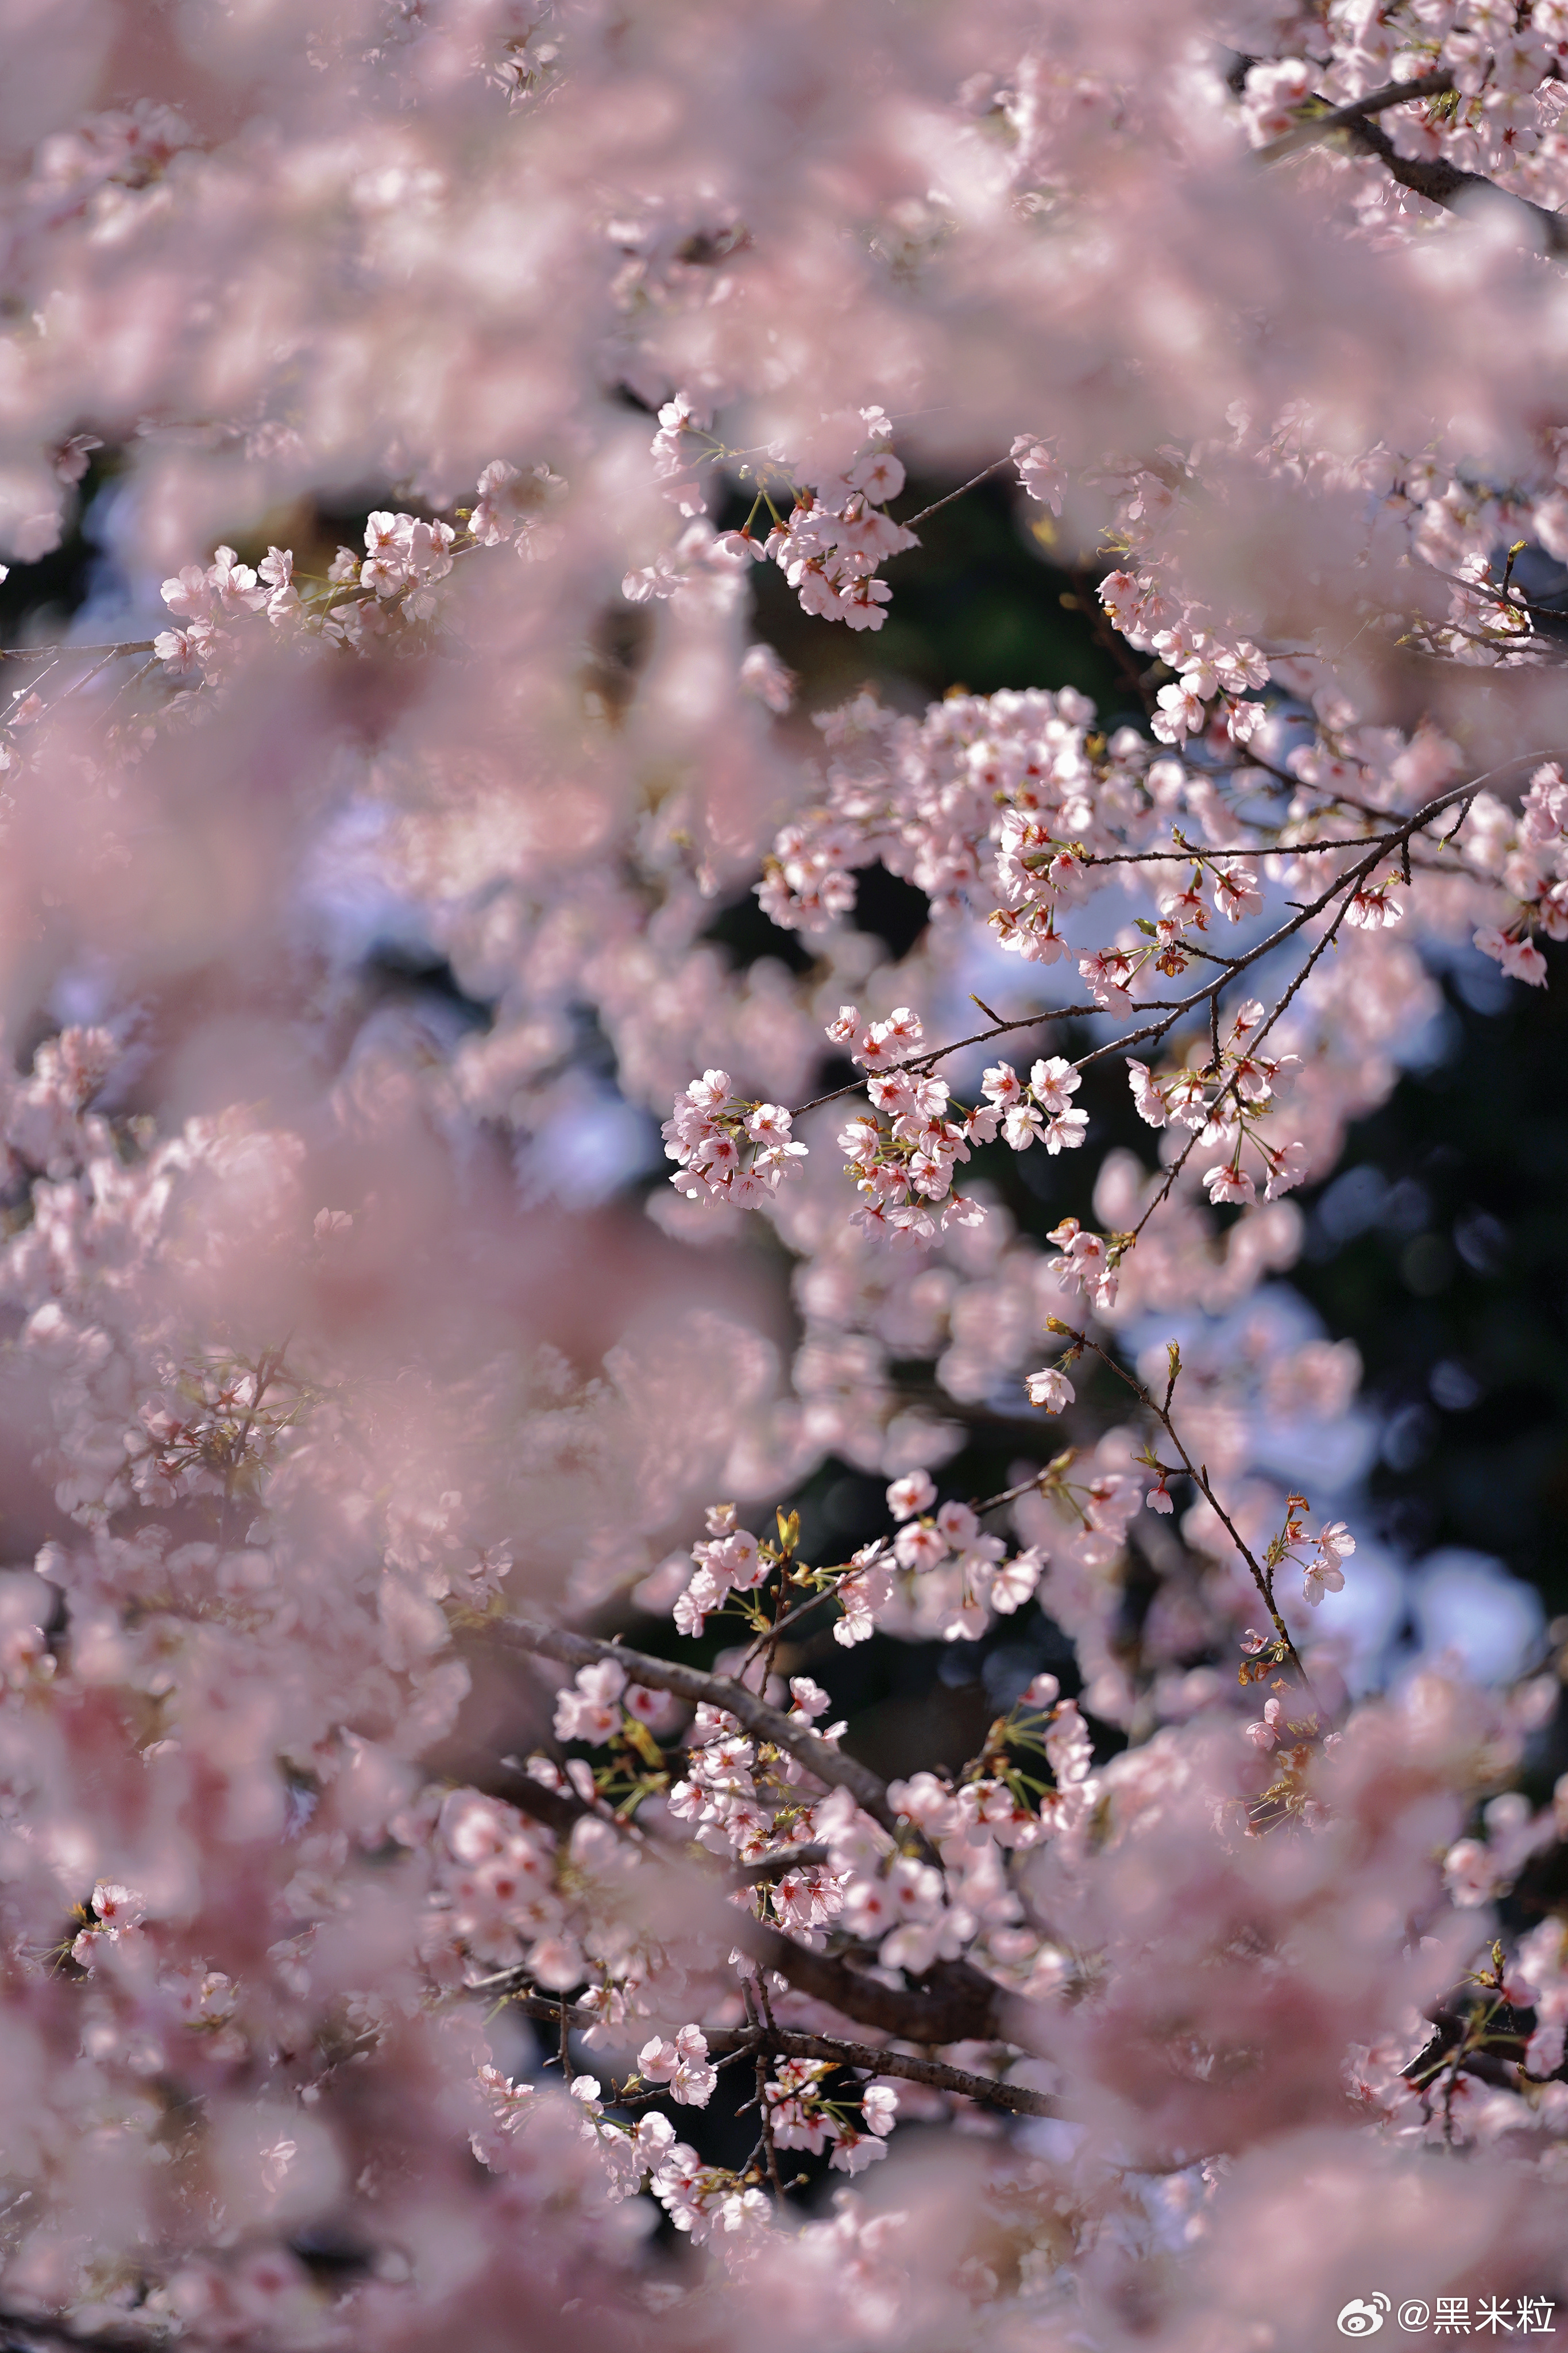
[{"xmin": 0, "ymin": 2, "xmax": 1565, "ymax": 2347}]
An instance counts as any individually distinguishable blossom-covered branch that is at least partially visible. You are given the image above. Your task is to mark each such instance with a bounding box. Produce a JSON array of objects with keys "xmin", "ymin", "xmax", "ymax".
[{"xmin": 469, "ymin": 1986, "xmax": 1060, "ymax": 2118}]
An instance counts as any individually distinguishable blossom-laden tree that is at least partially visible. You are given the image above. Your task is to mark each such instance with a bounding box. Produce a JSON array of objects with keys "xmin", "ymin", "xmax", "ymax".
[{"xmin": 1, "ymin": 1, "xmax": 1568, "ymax": 2347}]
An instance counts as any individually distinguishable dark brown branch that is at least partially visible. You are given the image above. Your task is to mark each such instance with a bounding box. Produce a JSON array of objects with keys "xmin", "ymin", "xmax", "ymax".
[
  {"xmin": 492, "ymin": 1753, "xmax": 1015, "ymax": 2045},
  {"xmin": 465, "ymin": 1985, "xmax": 1057, "ymax": 2116},
  {"xmin": 1345, "ymin": 106, "xmax": 1568, "ymax": 263},
  {"xmin": 1080, "ymin": 827, "xmax": 1436, "ymax": 867},
  {"xmin": 1252, "ymin": 63, "xmax": 1568, "ymax": 261},
  {"xmin": 496, "ymin": 1616, "xmax": 902, "ymax": 1835},
  {"xmin": 901, "ymin": 458, "xmax": 1014, "ymax": 530},
  {"xmin": 1253, "ymin": 70, "xmax": 1454, "ymax": 165},
  {"xmin": 734, "ymin": 1843, "xmax": 830, "ymax": 1883},
  {"xmin": 1417, "ymin": 555, "xmax": 1568, "ymax": 633},
  {"xmin": 742, "ymin": 1914, "xmax": 1011, "ymax": 2044}
]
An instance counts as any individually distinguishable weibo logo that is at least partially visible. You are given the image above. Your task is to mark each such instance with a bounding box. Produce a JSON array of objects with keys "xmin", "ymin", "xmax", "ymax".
[{"xmin": 1337, "ymin": 2297, "xmax": 1392, "ymax": 2336}]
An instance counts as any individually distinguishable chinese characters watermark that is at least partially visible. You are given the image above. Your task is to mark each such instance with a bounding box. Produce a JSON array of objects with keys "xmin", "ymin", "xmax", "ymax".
[{"xmin": 1337, "ymin": 2297, "xmax": 1558, "ymax": 2338}]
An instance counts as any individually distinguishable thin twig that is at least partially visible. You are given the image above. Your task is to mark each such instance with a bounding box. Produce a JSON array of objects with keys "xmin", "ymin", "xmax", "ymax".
[
  {"xmin": 737, "ymin": 1532, "xmax": 905, "ymax": 1669},
  {"xmin": 791, "ymin": 997, "xmax": 1221, "ymax": 1118},
  {"xmin": 1077, "ymin": 826, "xmax": 1450, "ymax": 867},
  {"xmin": 737, "ymin": 1576, "xmax": 845, "ymax": 1668},
  {"xmin": 0, "ymin": 641, "xmax": 157, "ymax": 661},
  {"xmin": 798, "ymin": 765, "xmax": 1527, "ymax": 1156},
  {"xmin": 901, "ymin": 457, "xmax": 1014, "ymax": 529},
  {"xmin": 1057, "ymin": 1325, "xmax": 1314, "ymax": 1698},
  {"xmin": 970, "ymin": 1468, "xmax": 1061, "ymax": 1518},
  {"xmin": 744, "ymin": 1981, "xmax": 791, "ymax": 2200}
]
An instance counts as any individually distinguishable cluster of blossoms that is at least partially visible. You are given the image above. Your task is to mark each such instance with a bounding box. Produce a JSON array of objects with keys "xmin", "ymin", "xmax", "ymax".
[
  {"xmin": 1272, "ymin": 1495, "xmax": 1360, "ymax": 1611},
  {"xmin": 152, "ymin": 459, "xmax": 551, "ymax": 676},
  {"xmin": 876, "ymin": 1470, "xmax": 1041, "ymax": 1640},
  {"xmin": 567, "ymin": 2067, "xmax": 790, "ymax": 2243},
  {"xmin": 666, "ymin": 1006, "xmax": 1096, "ymax": 1240},
  {"xmin": 975, "ymin": 1054, "xmax": 1087, "ymax": 1155},
  {"xmin": 468, "ymin": 457, "xmax": 567, "ymax": 558},
  {"xmin": 832, "ymin": 1039, "xmax": 991, "ymax": 1243},
  {"xmin": 763, "ymin": 2062, "xmax": 898, "ymax": 2173},
  {"xmin": 1467, "ymin": 760, "xmax": 1568, "ymax": 982},
  {"xmin": 1128, "ymin": 997, "xmax": 1308, "ymax": 1207},
  {"xmin": 154, "ymin": 542, "xmax": 298, "ymax": 673},
  {"xmin": 740, "ymin": 659, "xmax": 1527, "ymax": 1069},
  {"xmin": 670, "ymin": 1500, "xmax": 775, "ymax": 1636},
  {"xmin": 329, "ymin": 508, "xmax": 457, "ymax": 627},
  {"xmin": 754, "ymin": 680, "xmax": 1150, "ymax": 941},
  {"xmin": 627, "ymin": 399, "xmax": 918, "ymax": 631},
  {"xmin": 1042, "ymin": 1216, "xmax": 1123, "ymax": 1312},
  {"xmin": 662, "ymin": 1069, "xmax": 807, "ymax": 1208}
]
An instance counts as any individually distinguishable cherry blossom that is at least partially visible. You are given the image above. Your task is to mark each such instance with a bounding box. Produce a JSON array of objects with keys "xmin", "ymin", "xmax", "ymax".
[
  {"xmin": 1025, "ymin": 1367, "xmax": 1075, "ymax": 1414},
  {"xmin": 638, "ymin": 2026, "xmax": 717, "ymax": 2107}
]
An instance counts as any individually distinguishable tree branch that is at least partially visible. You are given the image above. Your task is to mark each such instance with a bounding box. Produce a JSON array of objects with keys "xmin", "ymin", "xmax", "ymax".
[
  {"xmin": 1318, "ymin": 93, "xmax": 1568, "ymax": 263},
  {"xmin": 495, "ymin": 1616, "xmax": 902, "ymax": 1835},
  {"xmin": 489, "ymin": 1750, "xmax": 1016, "ymax": 2046},
  {"xmin": 465, "ymin": 1985, "xmax": 1058, "ymax": 2116},
  {"xmin": 1056, "ymin": 1324, "xmax": 1314, "ymax": 1696},
  {"xmin": 0, "ymin": 642, "xmax": 157, "ymax": 662},
  {"xmin": 1252, "ymin": 63, "xmax": 1568, "ymax": 260},
  {"xmin": 789, "ymin": 767, "xmax": 1504, "ymax": 1142},
  {"xmin": 1253, "ymin": 71, "xmax": 1454, "ymax": 165},
  {"xmin": 901, "ymin": 458, "xmax": 1014, "ymax": 530}
]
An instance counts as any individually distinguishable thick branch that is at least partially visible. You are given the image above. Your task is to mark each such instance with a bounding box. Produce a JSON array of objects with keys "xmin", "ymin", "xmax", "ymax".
[
  {"xmin": 1251, "ymin": 64, "xmax": 1568, "ymax": 260},
  {"xmin": 1253, "ymin": 71, "xmax": 1454, "ymax": 165},
  {"xmin": 741, "ymin": 1914, "xmax": 1012, "ymax": 2045},
  {"xmin": 1337, "ymin": 100, "xmax": 1568, "ymax": 262},
  {"xmin": 734, "ymin": 1843, "xmax": 831, "ymax": 1883},
  {"xmin": 492, "ymin": 1749, "xmax": 1013, "ymax": 2043},
  {"xmin": 469, "ymin": 1985, "xmax": 1057, "ymax": 2117}
]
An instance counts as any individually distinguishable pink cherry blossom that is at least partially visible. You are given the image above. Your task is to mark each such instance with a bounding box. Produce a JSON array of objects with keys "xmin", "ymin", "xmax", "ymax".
[
  {"xmin": 639, "ymin": 2026, "xmax": 717, "ymax": 2107},
  {"xmin": 1243, "ymin": 1696, "xmax": 1283, "ymax": 1753},
  {"xmin": 886, "ymin": 1470, "xmax": 936, "ymax": 1521}
]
